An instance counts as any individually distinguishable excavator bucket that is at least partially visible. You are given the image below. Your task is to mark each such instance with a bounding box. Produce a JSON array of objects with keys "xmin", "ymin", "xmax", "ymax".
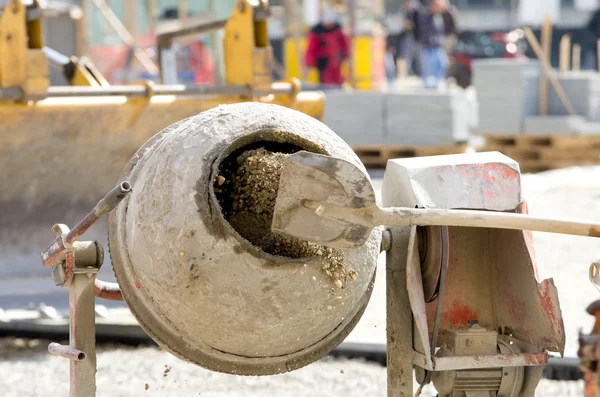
[{"xmin": 0, "ymin": 0, "xmax": 324, "ymax": 281}]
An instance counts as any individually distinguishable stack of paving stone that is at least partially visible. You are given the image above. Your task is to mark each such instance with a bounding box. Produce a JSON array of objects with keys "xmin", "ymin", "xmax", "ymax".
[
  {"xmin": 323, "ymin": 88, "xmax": 477, "ymax": 147},
  {"xmin": 548, "ymin": 71, "xmax": 600, "ymax": 122},
  {"xmin": 384, "ymin": 88, "xmax": 477, "ymax": 145},
  {"xmin": 523, "ymin": 115, "xmax": 587, "ymax": 134},
  {"xmin": 472, "ymin": 59, "xmax": 541, "ymax": 134},
  {"xmin": 323, "ymin": 90, "xmax": 385, "ymax": 145}
]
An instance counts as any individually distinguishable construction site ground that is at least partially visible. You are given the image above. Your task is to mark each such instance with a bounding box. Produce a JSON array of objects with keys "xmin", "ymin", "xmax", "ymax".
[
  {"xmin": 2, "ymin": 165, "xmax": 600, "ymax": 396},
  {"xmin": 0, "ymin": 338, "xmax": 582, "ymax": 397}
]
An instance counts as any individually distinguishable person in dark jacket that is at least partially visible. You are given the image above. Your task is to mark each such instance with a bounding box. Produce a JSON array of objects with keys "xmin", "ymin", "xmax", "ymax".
[
  {"xmin": 400, "ymin": 0, "xmax": 423, "ymax": 76},
  {"xmin": 305, "ymin": 8, "xmax": 350, "ymax": 86},
  {"xmin": 409, "ymin": 0, "xmax": 457, "ymax": 89}
]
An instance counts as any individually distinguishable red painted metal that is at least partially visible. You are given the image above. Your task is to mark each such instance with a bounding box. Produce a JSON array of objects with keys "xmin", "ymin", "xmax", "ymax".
[{"xmin": 94, "ymin": 279, "xmax": 123, "ymax": 301}]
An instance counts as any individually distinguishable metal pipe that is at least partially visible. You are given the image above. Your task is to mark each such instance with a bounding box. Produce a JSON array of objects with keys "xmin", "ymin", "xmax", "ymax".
[
  {"xmin": 3, "ymin": 83, "xmax": 294, "ymax": 101},
  {"xmin": 47, "ymin": 86, "xmax": 148, "ymax": 97},
  {"xmin": 42, "ymin": 182, "xmax": 132, "ymax": 269},
  {"xmin": 264, "ymin": 81, "xmax": 295, "ymax": 95},
  {"xmin": 48, "ymin": 343, "xmax": 86, "ymax": 361},
  {"xmin": 152, "ymin": 84, "xmax": 252, "ymax": 96},
  {"xmin": 94, "ymin": 279, "xmax": 124, "ymax": 301},
  {"xmin": 43, "ymin": 46, "xmax": 71, "ymax": 67},
  {"xmin": 157, "ymin": 19, "xmax": 228, "ymax": 45}
]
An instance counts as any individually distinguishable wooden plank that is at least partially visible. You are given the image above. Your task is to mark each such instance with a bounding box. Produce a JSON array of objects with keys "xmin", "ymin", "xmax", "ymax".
[
  {"xmin": 559, "ymin": 35, "xmax": 571, "ymax": 73},
  {"xmin": 413, "ymin": 145, "xmax": 470, "ymax": 156},
  {"xmin": 524, "ymin": 27, "xmax": 576, "ymax": 116},
  {"xmin": 517, "ymin": 160, "xmax": 552, "ymax": 173},
  {"xmin": 540, "ymin": 15, "xmax": 552, "ymax": 116},
  {"xmin": 479, "ymin": 147, "xmax": 542, "ymax": 161},
  {"xmin": 573, "ymin": 44, "xmax": 581, "ymax": 71},
  {"xmin": 358, "ymin": 157, "xmax": 386, "ymax": 168},
  {"xmin": 540, "ymin": 147, "xmax": 600, "ymax": 161},
  {"xmin": 597, "ymin": 39, "xmax": 600, "ymax": 73},
  {"xmin": 481, "ymin": 135, "xmax": 519, "ymax": 147},
  {"xmin": 352, "ymin": 144, "xmax": 471, "ymax": 169},
  {"xmin": 545, "ymin": 135, "xmax": 600, "ymax": 149},
  {"xmin": 480, "ymin": 134, "xmax": 600, "ymax": 149},
  {"xmin": 548, "ymin": 159, "xmax": 600, "ymax": 168}
]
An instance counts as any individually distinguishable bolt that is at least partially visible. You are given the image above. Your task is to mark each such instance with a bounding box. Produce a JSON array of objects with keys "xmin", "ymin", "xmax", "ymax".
[
  {"xmin": 380, "ymin": 228, "xmax": 392, "ymax": 252},
  {"xmin": 468, "ymin": 319, "xmax": 479, "ymax": 327}
]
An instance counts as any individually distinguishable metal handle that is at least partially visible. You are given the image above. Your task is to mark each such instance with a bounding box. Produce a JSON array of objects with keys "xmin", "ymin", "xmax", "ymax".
[{"xmin": 41, "ymin": 181, "xmax": 132, "ymax": 269}]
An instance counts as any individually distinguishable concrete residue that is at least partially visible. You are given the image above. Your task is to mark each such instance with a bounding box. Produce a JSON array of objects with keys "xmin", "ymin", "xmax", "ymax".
[{"xmin": 215, "ymin": 147, "xmax": 347, "ymax": 283}]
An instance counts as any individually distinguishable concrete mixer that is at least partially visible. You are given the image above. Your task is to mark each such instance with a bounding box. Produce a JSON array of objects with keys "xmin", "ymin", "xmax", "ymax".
[{"xmin": 41, "ymin": 100, "xmax": 600, "ymax": 397}]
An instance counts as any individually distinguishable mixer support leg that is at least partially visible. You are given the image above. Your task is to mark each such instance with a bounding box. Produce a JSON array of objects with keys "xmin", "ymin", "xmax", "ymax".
[
  {"xmin": 68, "ymin": 265, "xmax": 98, "ymax": 397},
  {"xmin": 386, "ymin": 227, "xmax": 414, "ymax": 397}
]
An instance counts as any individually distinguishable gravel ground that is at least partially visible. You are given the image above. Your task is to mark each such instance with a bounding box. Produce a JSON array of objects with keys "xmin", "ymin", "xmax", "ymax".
[
  {"xmin": 0, "ymin": 339, "xmax": 584, "ymax": 397},
  {"xmin": 2, "ymin": 166, "xmax": 600, "ymax": 396}
]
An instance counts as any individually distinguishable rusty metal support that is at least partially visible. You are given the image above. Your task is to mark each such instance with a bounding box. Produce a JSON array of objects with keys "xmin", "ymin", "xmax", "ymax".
[
  {"xmin": 386, "ymin": 227, "xmax": 413, "ymax": 397},
  {"xmin": 40, "ymin": 180, "xmax": 132, "ymax": 397},
  {"xmin": 68, "ymin": 262, "xmax": 98, "ymax": 397},
  {"xmin": 94, "ymin": 279, "xmax": 123, "ymax": 301},
  {"xmin": 42, "ymin": 181, "xmax": 131, "ymax": 269}
]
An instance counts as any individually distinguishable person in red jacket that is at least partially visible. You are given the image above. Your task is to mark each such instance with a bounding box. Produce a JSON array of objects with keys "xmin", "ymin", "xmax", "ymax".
[{"xmin": 305, "ymin": 8, "xmax": 350, "ymax": 86}]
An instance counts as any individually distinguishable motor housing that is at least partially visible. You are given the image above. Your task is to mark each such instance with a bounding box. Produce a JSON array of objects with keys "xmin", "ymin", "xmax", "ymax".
[{"xmin": 432, "ymin": 324, "xmax": 525, "ymax": 397}]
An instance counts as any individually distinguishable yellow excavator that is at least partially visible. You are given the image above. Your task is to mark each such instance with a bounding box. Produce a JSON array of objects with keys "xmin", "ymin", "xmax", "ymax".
[{"xmin": 0, "ymin": 0, "xmax": 324, "ymax": 277}]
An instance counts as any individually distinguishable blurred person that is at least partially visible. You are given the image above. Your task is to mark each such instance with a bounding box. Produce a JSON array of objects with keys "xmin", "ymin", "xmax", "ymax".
[
  {"xmin": 409, "ymin": 0, "xmax": 458, "ymax": 89},
  {"xmin": 305, "ymin": 7, "xmax": 350, "ymax": 86},
  {"xmin": 385, "ymin": 43, "xmax": 397, "ymax": 82},
  {"xmin": 400, "ymin": 0, "xmax": 423, "ymax": 76}
]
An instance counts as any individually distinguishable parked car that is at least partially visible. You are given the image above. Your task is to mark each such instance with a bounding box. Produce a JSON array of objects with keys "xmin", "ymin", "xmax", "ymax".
[{"xmin": 447, "ymin": 29, "xmax": 528, "ymax": 88}]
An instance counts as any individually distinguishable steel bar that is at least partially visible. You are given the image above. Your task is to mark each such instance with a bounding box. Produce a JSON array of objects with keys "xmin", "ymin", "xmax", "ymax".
[
  {"xmin": 94, "ymin": 279, "xmax": 123, "ymax": 301},
  {"xmin": 48, "ymin": 342, "xmax": 86, "ymax": 361},
  {"xmin": 42, "ymin": 182, "xmax": 131, "ymax": 269}
]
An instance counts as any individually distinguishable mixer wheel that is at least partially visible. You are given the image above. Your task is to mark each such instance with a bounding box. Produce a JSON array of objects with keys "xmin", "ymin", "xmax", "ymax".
[{"xmin": 418, "ymin": 226, "xmax": 447, "ymax": 303}]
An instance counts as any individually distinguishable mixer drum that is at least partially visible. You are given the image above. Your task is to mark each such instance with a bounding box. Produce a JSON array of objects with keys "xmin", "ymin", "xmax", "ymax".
[{"xmin": 108, "ymin": 102, "xmax": 381, "ymax": 375}]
